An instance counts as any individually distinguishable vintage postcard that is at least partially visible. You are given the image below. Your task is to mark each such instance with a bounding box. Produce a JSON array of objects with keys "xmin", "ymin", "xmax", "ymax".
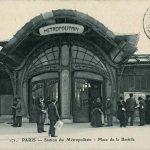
[{"xmin": 0, "ymin": 0, "xmax": 150, "ymax": 150}]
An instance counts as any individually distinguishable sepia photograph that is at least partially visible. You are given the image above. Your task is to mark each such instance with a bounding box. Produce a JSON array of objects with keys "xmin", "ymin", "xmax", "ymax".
[{"xmin": 0, "ymin": 0, "xmax": 150, "ymax": 149}]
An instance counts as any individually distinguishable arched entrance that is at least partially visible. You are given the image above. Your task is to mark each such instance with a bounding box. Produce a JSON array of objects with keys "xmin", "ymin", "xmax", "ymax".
[
  {"xmin": 29, "ymin": 72, "xmax": 59, "ymax": 122},
  {"xmin": 24, "ymin": 37, "xmax": 112, "ymax": 123},
  {"xmin": 73, "ymin": 72, "xmax": 104, "ymax": 122},
  {"xmin": 0, "ymin": 10, "xmax": 138, "ymax": 122}
]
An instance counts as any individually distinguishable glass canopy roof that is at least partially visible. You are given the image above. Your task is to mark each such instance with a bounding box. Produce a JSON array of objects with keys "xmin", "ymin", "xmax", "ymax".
[
  {"xmin": 28, "ymin": 46, "xmax": 59, "ymax": 71},
  {"xmin": 71, "ymin": 45, "xmax": 107, "ymax": 72},
  {"xmin": 28, "ymin": 45, "xmax": 107, "ymax": 72}
]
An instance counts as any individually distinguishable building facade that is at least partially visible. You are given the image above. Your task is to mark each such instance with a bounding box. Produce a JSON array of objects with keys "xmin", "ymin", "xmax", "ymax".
[{"xmin": 0, "ymin": 10, "xmax": 139, "ymax": 123}]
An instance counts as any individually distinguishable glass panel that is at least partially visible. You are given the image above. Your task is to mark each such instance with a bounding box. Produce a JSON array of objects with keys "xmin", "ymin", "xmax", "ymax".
[
  {"xmin": 45, "ymin": 48, "xmax": 52, "ymax": 54},
  {"xmin": 45, "ymin": 80, "xmax": 58, "ymax": 102},
  {"xmin": 30, "ymin": 79, "xmax": 59, "ymax": 123},
  {"xmin": 94, "ymin": 56, "xmax": 100, "ymax": 62},
  {"xmin": 74, "ymin": 79, "xmax": 89, "ymax": 108},
  {"xmin": 86, "ymin": 50, "xmax": 94, "ymax": 57},
  {"xmin": 97, "ymin": 64, "xmax": 105, "ymax": 71},
  {"xmin": 84, "ymin": 54, "xmax": 92, "ymax": 61},
  {"xmin": 31, "ymin": 82, "xmax": 44, "ymax": 105},
  {"xmin": 78, "ymin": 47, "xmax": 86, "ymax": 53},
  {"xmin": 72, "ymin": 45, "xmax": 78, "ymax": 50},
  {"xmin": 91, "ymin": 58, "xmax": 99, "ymax": 64},
  {"xmin": 38, "ymin": 52, "xmax": 45, "ymax": 58},
  {"xmin": 46, "ymin": 53, "xmax": 54, "ymax": 60},
  {"xmin": 32, "ymin": 58, "xmax": 38, "ymax": 65},
  {"xmin": 34, "ymin": 59, "xmax": 41, "ymax": 66},
  {"xmin": 77, "ymin": 51, "xmax": 85, "ymax": 59},
  {"xmin": 34, "ymin": 64, "xmax": 43, "ymax": 69},
  {"xmin": 90, "ymin": 62, "xmax": 97, "ymax": 66},
  {"xmin": 53, "ymin": 46, "xmax": 59, "ymax": 52},
  {"xmin": 54, "ymin": 51, "xmax": 59, "ymax": 59},
  {"xmin": 42, "ymin": 61, "xmax": 49, "ymax": 65},
  {"xmin": 82, "ymin": 60, "xmax": 90, "ymax": 64},
  {"xmin": 49, "ymin": 60, "xmax": 56, "ymax": 64},
  {"xmin": 76, "ymin": 59, "xmax": 82, "ymax": 63},
  {"xmin": 72, "ymin": 50, "xmax": 77, "ymax": 58},
  {"xmin": 39, "ymin": 56, "xmax": 48, "ymax": 63}
]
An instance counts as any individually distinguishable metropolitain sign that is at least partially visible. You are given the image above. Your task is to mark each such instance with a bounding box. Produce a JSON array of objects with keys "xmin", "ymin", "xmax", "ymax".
[{"xmin": 39, "ymin": 23, "xmax": 84, "ymax": 35}]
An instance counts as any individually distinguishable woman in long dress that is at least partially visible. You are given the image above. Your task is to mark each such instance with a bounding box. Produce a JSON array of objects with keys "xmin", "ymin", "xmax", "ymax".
[{"xmin": 91, "ymin": 97, "xmax": 103, "ymax": 127}]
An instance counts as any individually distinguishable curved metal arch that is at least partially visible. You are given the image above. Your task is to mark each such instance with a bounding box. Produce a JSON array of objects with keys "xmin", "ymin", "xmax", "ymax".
[
  {"xmin": 16, "ymin": 35, "xmax": 118, "ymax": 73},
  {"xmin": 24, "ymin": 65, "xmax": 60, "ymax": 83},
  {"xmin": 72, "ymin": 63, "xmax": 109, "ymax": 79}
]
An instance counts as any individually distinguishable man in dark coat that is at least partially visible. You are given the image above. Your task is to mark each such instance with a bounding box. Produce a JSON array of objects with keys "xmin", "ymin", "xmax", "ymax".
[
  {"xmin": 15, "ymin": 97, "xmax": 23, "ymax": 127},
  {"xmin": 48, "ymin": 99, "xmax": 59, "ymax": 137},
  {"xmin": 11, "ymin": 97, "xmax": 18, "ymax": 127},
  {"xmin": 126, "ymin": 93, "xmax": 137, "ymax": 126},
  {"xmin": 105, "ymin": 97, "xmax": 113, "ymax": 126},
  {"xmin": 145, "ymin": 95, "xmax": 150, "ymax": 124},
  {"xmin": 138, "ymin": 97, "xmax": 146, "ymax": 126},
  {"xmin": 117, "ymin": 96, "xmax": 127, "ymax": 127},
  {"xmin": 36, "ymin": 97, "xmax": 46, "ymax": 133}
]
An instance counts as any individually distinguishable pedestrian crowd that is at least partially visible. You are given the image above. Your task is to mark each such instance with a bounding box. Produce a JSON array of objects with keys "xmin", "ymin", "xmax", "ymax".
[
  {"xmin": 90, "ymin": 93, "xmax": 150, "ymax": 128},
  {"xmin": 11, "ymin": 96, "xmax": 60, "ymax": 137},
  {"xmin": 11, "ymin": 93, "xmax": 150, "ymax": 137}
]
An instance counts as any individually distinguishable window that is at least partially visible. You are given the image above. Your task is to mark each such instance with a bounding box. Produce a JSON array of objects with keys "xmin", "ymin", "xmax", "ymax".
[
  {"xmin": 71, "ymin": 45, "xmax": 107, "ymax": 71},
  {"xmin": 29, "ymin": 46, "xmax": 59, "ymax": 71}
]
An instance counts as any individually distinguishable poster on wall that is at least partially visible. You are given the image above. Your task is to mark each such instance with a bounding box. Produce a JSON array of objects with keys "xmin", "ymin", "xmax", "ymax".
[
  {"xmin": 124, "ymin": 92, "xmax": 146, "ymax": 117},
  {"xmin": 0, "ymin": 0, "xmax": 150, "ymax": 150},
  {"xmin": 124, "ymin": 92, "xmax": 150, "ymax": 101},
  {"xmin": 124, "ymin": 92, "xmax": 146, "ymax": 102}
]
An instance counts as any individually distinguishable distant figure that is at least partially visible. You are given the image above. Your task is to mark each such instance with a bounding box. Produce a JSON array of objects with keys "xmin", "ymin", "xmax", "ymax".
[
  {"xmin": 36, "ymin": 97, "xmax": 46, "ymax": 133},
  {"xmin": 105, "ymin": 97, "xmax": 113, "ymax": 126},
  {"xmin": 126, "ymin": 93, "xmax": 137, "ymax": 126},
  {"xmin": 48, "ymin": 99, "xmax": 59, "ymax": 137},
  {"xmin": 138, "ymin": 97, "xmax": 146, "ymax": 126},
  {"xmin": 11, "ymin": 97, "xmax": 17, "ymax": 127},
  {"xmin": 44, "ymin": 97, "xmax": 51, "ymax": 125},
  {"xmin": 145, "ymin": 95, "xmax": 150, "ymax": 124},
  {"xmin": 15, "ymin": 97, "xmax": 23, "ymax": 127},
  {"xmin": 117, "ymin": 96, "xmax": 127, "ymax": 127},
  {"xmin": 91, "ymin": 97, "xmax": 103, "ymax": 127}
]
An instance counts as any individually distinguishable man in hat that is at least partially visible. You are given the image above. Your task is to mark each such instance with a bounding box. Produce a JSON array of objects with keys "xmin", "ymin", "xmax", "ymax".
[
  {"xmin": 138, "ymin": 97, "xmax": 146, "ymax": 126},
  {"xmin": 36, "ymin": 97, "xmax": 46, "ymax": 133},
  {"xmin": 145, "ymin": 95, "xmax": 150, "ymax": 124},
  {"xmin": 15, "ymin": 97, "xmax": 23, "ymax": 127},
  {"xmin": 117, "ymin": 96, "xmax": 127, "ymax": 127},
  {"xmin": 126, "ymin": 93, "xmax": 137, "ymax": 126},
  {"xmin": 48, "ymin": 99, "xmax": 59, "ymax": 137},
  {"xmin": 11, "ymin": 97, "xmax": 18, "ymax": 127},
  {"xmin": 105, "ymin": 97, "xmax": 113, "ymax": 126}
]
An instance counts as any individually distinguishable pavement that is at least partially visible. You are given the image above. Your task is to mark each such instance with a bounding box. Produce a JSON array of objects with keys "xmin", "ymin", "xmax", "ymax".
[{"xmin": 0, "ymin": 118, "xmax": 150, "ymax": 150}]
